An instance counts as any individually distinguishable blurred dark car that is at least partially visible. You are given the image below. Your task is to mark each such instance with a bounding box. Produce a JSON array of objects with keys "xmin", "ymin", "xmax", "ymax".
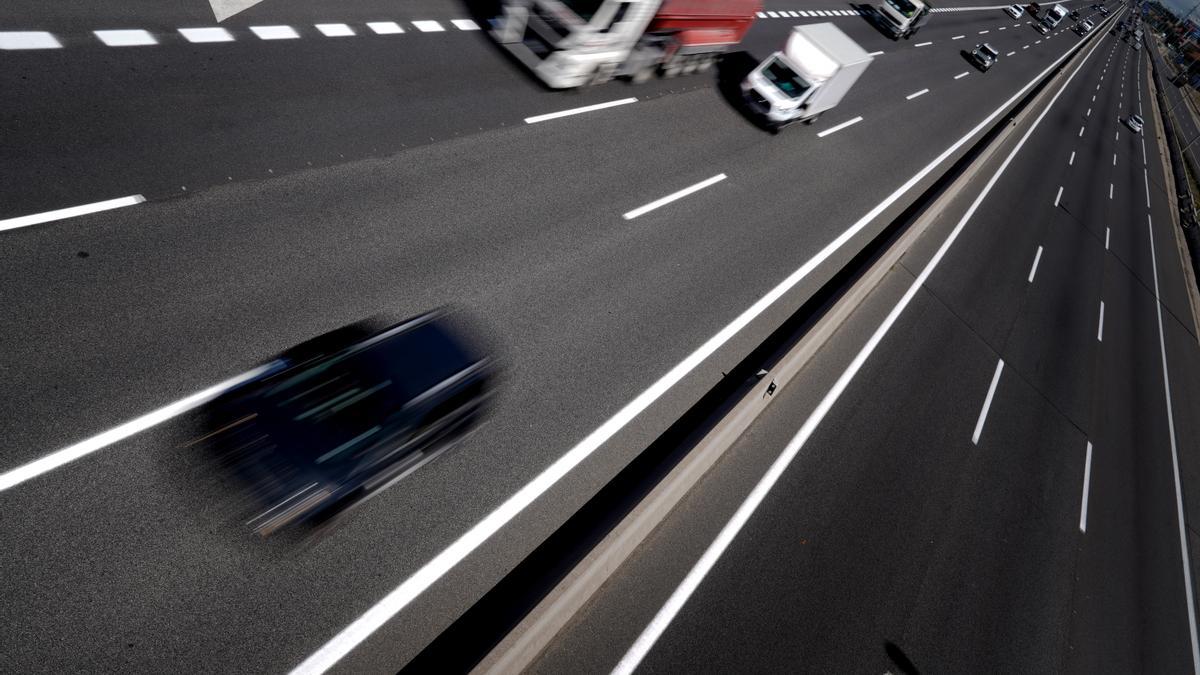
[{"xmin": 202, "ymin": 312, "xmax": 493, "ymax": 536}]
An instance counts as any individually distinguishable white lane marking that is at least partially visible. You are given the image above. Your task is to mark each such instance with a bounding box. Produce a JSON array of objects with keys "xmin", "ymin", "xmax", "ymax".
[
  {"xmin": 451, "ymin": 19, "xmax": 480, "ymax": 30},
  {"xmin": 766, "ymin": 10, "xmax": 779, "ymax": 17},
  {"xmin": 1055, "ymin": 185, "xmax": 1064, "ymax": 207},
  {"xmin": 622, "ymin": 174, "xmax": 726, "ymax": 221},
  {"xmin": 1069, "ymin": 150, "xmax": 1076, "ymax": 165},
  {"xmin": 0, "ymin": 364, "xmax": 275, "ymax": 491},
  {"xmin": 1147, "ymin": 213, "xmax": 1200, "ymax": 673},
  {"xmin": 0, "ymin": 195, "xmax": 145, "ymax": 233},
  {"xmin": 906, "ymin": 88, "xmax": 930, "ymax": 100},
  {"xmin": 955, "ymin": 71, "xmax": 970, "ymax": 79},
  {"xmin": 1145, "ymin": 168, "xmax": 1151, "ymax": 206},
  {"xmin": 1079, "ymin": 125, "xmax": 1085, "ymax": 137},
  {"xmin": 1105, "ymin": 227, "xmax": 1110, "ymax": 250},
  {"xmin": 980, "ymin": 29, "xmax": 990, "ymax": 33},
  {"xmin": 1007, "ymin": 51, "xmax": 1016, "ymax": 56},
  {"xmin": 178, "ymin": 27, "xmax": 234, "ymax": 42},
  {"xmin": 1113, "ymin": 153, "xmax": 1117, "ymax": 166},
  {"xmin": 1097, "ymin": 300, "xmax": 1105, "ymax": 341},
  {"xmin": 1087, "ymin": 107, "xmax": 1092, "ymax": 116},
  {"xmin": 915, "ymin": 41, "xmax": 933, "ymax": 46},
  {"xmin": 94, "ymin": 29, "xmax": 157, "ymax": 46},
  {"xmin": 869, "ymin": 50, "xmax": 885, "ymax": 56},
  {"xmin": 250, "ymin": 25, "xmax": 300, "ymax": 39},
  {"xmin": 1000, "ymin": 26, "xmax": 1007, "ymax": 30},
  {"xmin": 1037, "ymin": 39, "xmax": 1042, "ymax": 43},
  {"xmin": 524, "ymin": 97, "xmax": 637, "ymax": 124},
  {"xmin": 953, "ymin": 34, "xmax": 966, "ymax": 39},
  {"xmin": 0, "ymin": 31, "xmax": 62, "ymax": 49},
  {"xmin": 973, "ymin": 360, "xmax": 1005, "ymax": 445},
  {"xmin": 817, "ymin": 116, "xmax": 864, "ymax": 137},
  {"xmin": 292, "ymin": 32, "xmax": 1115, "ymax": 674},
  {"xmin": 1092, "ymin": 94, "xmax": 1096, "ymax": 101},
  {"xmin": 1080, "ymin": 441, "xmax": 1093, "ymax": 532},
  {"xmin": 1142, "ymin": 138, "xmax": 1147, "ymax": 165},
  {"xmin": 315, "ymin": 23, "xmax": 354, "ymax": 37},
  {"xmin": 367, "ymin": 21, "xmax": 404, "ymax": 34},
  {"xmin": 1115, "ymin": 131, "xmax": 1119, "ymax": 141},
  {"xmin": 756, "ymin": 11, "xmax": 767, "ymax": 17},
  {"xmin": 1028, "ymin": 245, "xmax": 1044, "ymax": 282},
  {"xmin": 1110, "ymin": 183, "xmax": 1113, "ymax": 199},
  {"xmin": 412, "ymin": 20, "xmax": 445, "ymax": 32},
  {"xmin": 1024, "ymin": 45, "xmax": 1030, "ymax": 49}
]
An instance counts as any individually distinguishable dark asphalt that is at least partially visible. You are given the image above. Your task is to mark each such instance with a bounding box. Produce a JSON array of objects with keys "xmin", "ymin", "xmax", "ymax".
[
  {"xmin": 536, "ymin": 10, "xmax": 1200, "ymax": 673},
  {"xmin": 0, "ymin": 1, "xmax": 1145, "ymax": 673}
]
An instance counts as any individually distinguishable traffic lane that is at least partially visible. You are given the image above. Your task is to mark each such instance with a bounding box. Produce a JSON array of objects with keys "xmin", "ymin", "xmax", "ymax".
[{"xmin": 0, "ymin": 1, "xmax": 1086, "ymax": 221}]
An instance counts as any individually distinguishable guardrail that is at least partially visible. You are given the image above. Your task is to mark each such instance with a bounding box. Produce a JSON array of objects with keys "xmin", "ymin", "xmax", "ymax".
[{"xmin": 1148, "ymin": 40, "xmax": 1200, "ymax": 289}]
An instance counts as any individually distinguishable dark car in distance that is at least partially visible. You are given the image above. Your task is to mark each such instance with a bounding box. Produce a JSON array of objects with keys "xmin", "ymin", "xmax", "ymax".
[{"xmin": 200, "ymin": 311, "xmax": 494, "ymax": 536}]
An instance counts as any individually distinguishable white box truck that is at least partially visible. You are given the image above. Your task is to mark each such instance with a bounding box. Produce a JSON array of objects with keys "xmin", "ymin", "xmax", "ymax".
[
  {"xmin": 741, "ymin": 23, "xmax": 873, "ymax": 130},
  {"xmin": 873, "ymin": 0, "xmax": 933, "ymax": 39}
]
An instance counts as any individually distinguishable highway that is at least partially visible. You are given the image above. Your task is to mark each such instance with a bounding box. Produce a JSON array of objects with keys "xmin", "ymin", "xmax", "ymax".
[
  {"xmin": 533, "ymin": 17, "xmax": 1200, "ymax": 673},
  {"xmin": 0, "ymin": 0, "xmax": 1184, "ymax": 673}
]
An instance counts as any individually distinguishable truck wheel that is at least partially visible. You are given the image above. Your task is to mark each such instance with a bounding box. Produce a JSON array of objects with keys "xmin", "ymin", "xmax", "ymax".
[
  {"xmin": 631, "ymin": 65, "xmax": 656, "ymax": 84},
  {"xmin": 697, "ymin": 55, "xmax": 716, "ymax": 72}
]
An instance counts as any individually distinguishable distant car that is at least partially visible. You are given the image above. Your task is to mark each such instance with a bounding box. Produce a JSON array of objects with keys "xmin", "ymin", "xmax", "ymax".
[
  {"xmin": 1028, "ymin": 1, "xmax": 1041, "ymax": 14},
  {"xmin": 968, "ymin": 42, "xmax": 1000, "ymax": 71},
  {"xmin": 1006, "ymin": 3, "xmax": 1025, "ymax": 17},
  {"xmin": 1125, "ymin": 114, "xmax": 1144, "ymax": 133},
  {"xmin": 200, "ymin": 312, "xmax": 494, "ymax": 536},
  {"xmin": 1034, "ymin": 21, "xmax": 1050, "ymax": 34},
  {"xmin": 1069, "ymin": 9, "xmax": 1081, "ymax": 19},
  {"xmin": 1073, "ymin": 19, "xmax": 1094, "ymax": 34}
]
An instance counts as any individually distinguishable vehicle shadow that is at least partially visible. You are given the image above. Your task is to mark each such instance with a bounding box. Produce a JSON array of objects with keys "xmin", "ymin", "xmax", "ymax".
[
  {"xmin": 885, "ymin": 641, "xmax": 921, "ymax": 674},
  {"xmin": 850, "ymin": 2, "xmax": 896, "ymax": 40},
  {"xmin": 715, "ymin": 51, "xmax": 779, "ymax": 134}
]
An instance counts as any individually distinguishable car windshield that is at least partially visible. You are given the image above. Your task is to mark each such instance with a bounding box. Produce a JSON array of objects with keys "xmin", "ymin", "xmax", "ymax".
[
  {"xmin": 885, "ymin": 0, "xmax": 920, "ymax": 18},
  {"xmin": 761, "ymin": 56, "xmax": 812, "ymax": 100},
  {"xmin": 981, "ymin": 44, "xmax": 998, "ymax": 58},
  {"xmin": 558, "ymin": 0, "xmax": 606, "ymax": 22},
  {"xmin": 1132, "ymin": 115, "xmax": 1144, "ymax": 124}
]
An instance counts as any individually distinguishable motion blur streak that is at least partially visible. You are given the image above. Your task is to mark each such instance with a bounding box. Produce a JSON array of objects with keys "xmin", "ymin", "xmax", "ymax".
[
  {"xmin": 0, "ymin": 364, "xmax": 275, "ymax": 491},
  {"xmin": 290, "ymin": 20, "xmax": 1115, "ymax": 675},
  {"xmin": 613, "ymin": 27, "xmax": 1109, "ymax": 673}
]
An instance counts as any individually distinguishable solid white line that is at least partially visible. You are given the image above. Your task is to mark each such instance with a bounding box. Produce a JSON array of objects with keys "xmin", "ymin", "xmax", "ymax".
[
  {"xmin": 250, "ymin": 25, "xmax": 300, "ymax": 39},
  {"xmin": 0, "ymin": 364, "xmax": 275, "ymax": 491},
  {"xmin": 367, "ymin": 21, "xmax": 405, "ymax": 34},
  {"xmin": 973, "ymin": 359, "xmax": 1005, "ymax": 444},
  {"xmin": 1055, "ymin": 185, "xmax": 1064, "ymax": 207},
  {"xmin": 95, "ymin": 29, "xmax": 157, "ymax": 46},
  {"xmin": 1105, "ymin": 227, "xmax": 1110, "ymax": 250},
  {"xmin": 906, "ymin": 88, "xmax": 930, "ymax": 100},
  {"xmin": 451, "ymin": 19, "xmax": 480, "ymax": 30},
  {"xmin": 1146, "ymin": 169, "xmax": 1152, "ymax": 206},
  {"xmin": 1097, "ymin": 300, "xmax": 1105, "ymax": 341},
  {"xmin": 955, "ymin": 71, "xmax": 970, "ymax": 79},
  {"xmin": 412, "ymin": 20, "xmax": 445, "ymax": 32},
  {"xmin": 178, "ymin": 27, "xmax": 234, "ymax": 43},
  {"xmin": 1147, "ymin": 214, "xmax": 1200, "ymax": 674},
  {"xmin": 817, "ymin": 116, "xmax": 864, "ymax": 137},
  {"xmin": 622, "ymin": 174, "xmax": 726, "ymax": 220},
  {"xmin": 915, "ymin": 41, "xmax": 933, "ymax": 46},
  {"xmin": 1080, "ymin": 441, "xmax": 1093, "ymax": 532},
  {"xmin": 291, "ymin": 30, "xmax": 1115, "ymax": 674},
  {"xmin": 1069, "ymin": 150, "xmax": 1076, "ymax": 165},
  {"xmin": 869, "ymin": 50, "xmax": 885, "ymax": 56},
  {"xmin": 524, "ymin": 97, "xmax": 637, "ymax": 124},
  {"xmin": 1028, "ymin": 245, "xmax": 1044, "ymax": 282},
  {"xmin": 0, "ymin": 195, "xmax": 146, "ymax": 233},
  {"xmin": 315, "ymin": 23, "xmax": 354, "ymax": 37},
  {"xmin": 0, "ymin": 31, "xmax": 62, "ymax": 49}
]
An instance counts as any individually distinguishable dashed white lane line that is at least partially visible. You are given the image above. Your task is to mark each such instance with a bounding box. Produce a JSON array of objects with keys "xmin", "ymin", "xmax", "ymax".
[
  {"xmin": 315, "ymin": 23, "xmax": 355, "ymax": 37},
  {"xmin": 622, "ymin": 174, "xmax": 727, "ymax": 220},
  {"xmin": 1055, "ymin": 185, "xmax": 1064, "ymax": 207},
  {"xmin": 95, "ymin": 29, "xmax": 157, "ymax": 46},
  {"xmin": 179, "ymin": 27, "xmax": 234, "ymax": 42},
  {"xmin": 367, "ymin": 21, "xmax": 405, "ymax": 34},
  {"xmin": 953, "ymin": 34, "xmax": 966, "ymax": 39},
  {"xmin": 1092, "ymin": 94, "xmax": 1096, "ymax": 102},
  {"xmin": 1110, "ymin": 183, "xmax": 1114, "ymax": 199},
  {"xmin": 1000, "ymin": 26, "xmax": 1007, "ymax": 30},
  {"xmin": 412, "ymin": 20, "xmax": 445, "ymax": 32},
  {"xmin": 1028, "ymin": 245, "xmax": 1044, "ymax": 283},
  {"xmin": 1007, "ymin": 51, "xmax": 1016, "ymax": 56},
  {"xmin": 817, "ymin": 116, "xmax": 864, "ymax": 137},
  {"xmin": 869, "ymin": 50, "xmax": 885, "ymax": 56},
  {"xmin": 1105, "ymin": 227, "xmax": 1110, "ymax": 250},
  {"xmin": 915, "ymin": 41, "xmax": 933, "ymax": 46},
  {"xmin": 1079, "ymin": 125, "xmax": 1085, "ymax": 137},
  {"xmin": 1069, "ymin": 150, "xmax": 1075, "ymax": 165},
  {"xmin": 1036, "ymin": 39, "xmax": 1042, "ymax": 43},
  {"xmin": 955, "ymin": 71, "xmax": 970, "ymax": 79},
  {"xmin": 0, "ymin": 362, "xmax": 274, "ymax": 491},
  {"xmin": 1113, "ymin": 153, "xmax": 1117, "ymax": 166},
  {"xmin": 250, "ymin": 25, "xmax": 300, "ymax": 39},
  {"xmin": 0, "ymin": 31, "xmax": 62, "ymax": 49},
  {"xmin": 1146, "ymin": 213, "xmax": 1200, "ymax": 674},
  {"xmin": 524, "ymin": 97, "xmax": 638, "ymax": 124},
  {"xmin": 450, "ymin": 19, "xmax": 480, "ymax": 30},
  {"xmin": 0, "ymin": 195, "xmax": 145, "ymax": 233},
  {"xmin": 973, "ymin": 359, "xmax": 1005, "ymax": 445},
  {"xmin": 980, "ymin": 29, "xmax": 990, "ymax": 33},
  {"xmin": 1024, "ymin": 45, "xmax": 1030, "ymax": 49},
  {"xmin": 1115, "ymin": 131, "xmax": 1119, "ymax": 141},
  {"xmin": 1097, "ymin": 300, "xmax": 1105, "ymax": 341},
  {"xmin": 1087, "ymin": 107, "xmax": 1091, "ymax": 116},
  {"xmin": 906, "ymin": 88, "xmax": 930, "ymax": 100},
  {"xmin": 1145, "ymin": 168, "xmax": 1152, "ymax": 207},
  {"xmin": 1080, "ymin": 441, "xmax": 1093, "ymax": 533},
  {"xmin": 1142, "ymin": 138, "xmax": 1148, "ymax": 165}
]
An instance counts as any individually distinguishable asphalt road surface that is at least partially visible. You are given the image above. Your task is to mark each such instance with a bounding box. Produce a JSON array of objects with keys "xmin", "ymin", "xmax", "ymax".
[
  {"xmin": 535, "ymin": 17, "xmax": 1200, "ymax": 674},
  {"xmin": 0, "ymin": 1, "xmax": 1144, "ymax": 673}
]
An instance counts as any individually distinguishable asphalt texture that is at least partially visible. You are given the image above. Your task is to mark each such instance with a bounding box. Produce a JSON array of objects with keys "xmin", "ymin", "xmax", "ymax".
[
  {"xmin": 0, "ymin": 0, "xmax": 1144, "ymax": 672},
  {"xmin": 535, "ymin": 14, "xmax": 1200, "ymax": 673}
]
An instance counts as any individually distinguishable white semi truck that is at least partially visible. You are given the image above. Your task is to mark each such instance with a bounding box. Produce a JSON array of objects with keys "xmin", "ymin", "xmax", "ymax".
[
  {"xmin": 741, "ymin": 23, "xmax": 873, "ymax": 130},
  {"xmin": 1042, "ymin": 4, "xmax": 1069, "ymax": 29}
]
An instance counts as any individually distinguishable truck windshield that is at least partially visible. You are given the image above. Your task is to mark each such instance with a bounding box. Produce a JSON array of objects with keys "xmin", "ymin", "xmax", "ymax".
[
  {"xmin": 885, "ymin": 0, "xmax": 919, "ymax": 18},
  {"xmin": 762, "ymin": 57, "xmax": 811, "ymax": 100},
  {"xmin": 558, "ymin": 0, "xmax": 607, "ymax": 22}
]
